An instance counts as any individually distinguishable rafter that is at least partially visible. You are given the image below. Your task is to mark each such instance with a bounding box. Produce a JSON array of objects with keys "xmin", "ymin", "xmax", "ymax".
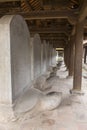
[{"xmin": 25, "ymin": 0, "xmax": 34, "ymax": 11}]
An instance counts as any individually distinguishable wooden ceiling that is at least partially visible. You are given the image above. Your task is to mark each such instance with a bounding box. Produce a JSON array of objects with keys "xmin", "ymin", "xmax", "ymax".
[{"xmin": 0, "ymin": 0, "xmax": 85, "ymax": 48}]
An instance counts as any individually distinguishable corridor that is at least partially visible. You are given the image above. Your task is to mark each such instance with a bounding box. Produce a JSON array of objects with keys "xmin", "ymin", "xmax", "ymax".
[
  {"xmin": 0, "ymin": 61, "xmax": 87, "ymax": 130},
  {"xmin": 0, "ymin": 1, "xmax": 87, "ymax": 130}
]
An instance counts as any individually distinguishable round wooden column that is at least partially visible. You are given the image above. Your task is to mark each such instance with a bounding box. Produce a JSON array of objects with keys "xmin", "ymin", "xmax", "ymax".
[
  {"xmin": 84, "ymin": 47, "xmax": 87, "ymax": 64},
  {"xmin": 64, "ymin": 47, "xmax": 67, "ymax": 67},
  {"xmin": 64, "ymin": 44, "xmax": 70, "ymax": 69},
  {"xmin": 69, "ymin": 36, "xmax": 75, "ymax": 76},
  {"xmin": 72, "ymin": 21, "xmax": 84, "ymax": 92},
  {"xmin": 67, "ymin": 44, "xmax": 71, "ymax": 70}
]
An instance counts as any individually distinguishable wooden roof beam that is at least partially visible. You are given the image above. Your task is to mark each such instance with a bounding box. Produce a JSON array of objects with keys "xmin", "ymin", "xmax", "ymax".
[
  {"xmin": 3, "ymin": 10, "xmax": 77, "ymax": 20},
  {"xmin": 24, "ymin": 10, "xmax": 77, "ymax": 20},
  {"xmin": 30, "ymin": 28, "xmax": 70, "ymax": 36},
  {"xmin": 52, "ymin": 41, "xmax": 65, "ymax": 48},
  {"xmin": 47, "ymin": 38, "xmax": 68, "ymax": 44},
  {"xmin": 0, "ymin": 0, "xmax": 19, "ymax": 1},
  {"xmin": 79, "ymin": 0, "xmax": 87, "ymax": 22},
  {"xmin": 41, "ymin": 36, "xmax": 68, "ymax": 41}
]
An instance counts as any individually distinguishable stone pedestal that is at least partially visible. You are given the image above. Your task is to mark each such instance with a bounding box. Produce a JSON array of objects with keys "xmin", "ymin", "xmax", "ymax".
[
  {"xmin": 70, "ymin": 89, "xmax": 84, "ymax": 95},
  {"xmin": 52, "ymin": 48, "xmax": 56, "ymax": 67},
  {"xmin": 0, "ymin": 15, "xmax": 31, "ymax": 121},
  {"xmin": 41, "ymin": 40, "xmax": 47, "ymax": 74},
  {"xmin": 31, "ymin": 34, "xmax": 41, "ymax": 80}
]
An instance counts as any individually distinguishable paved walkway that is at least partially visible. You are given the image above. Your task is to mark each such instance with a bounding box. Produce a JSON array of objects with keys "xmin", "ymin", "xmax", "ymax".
[{"xmin": 1, "ymin": 62, "xmax": 87, "ymax": 130}]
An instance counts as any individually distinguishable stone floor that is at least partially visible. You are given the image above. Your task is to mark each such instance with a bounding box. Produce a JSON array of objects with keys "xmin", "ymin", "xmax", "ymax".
[{"xmin": 1, "ymin": 62, "xmax": 87, "ymax": 130}]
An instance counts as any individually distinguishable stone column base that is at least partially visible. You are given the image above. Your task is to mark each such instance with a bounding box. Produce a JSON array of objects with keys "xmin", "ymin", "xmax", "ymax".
[
  {"xmin": 70, "ymin": 89, "xmax": 84, "ymax": 95},
  {"xmin": 66, "ymin": 76, "xmax": 73, "ymax": 79}
]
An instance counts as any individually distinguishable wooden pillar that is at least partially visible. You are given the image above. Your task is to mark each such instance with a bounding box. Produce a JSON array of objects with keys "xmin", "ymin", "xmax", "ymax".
[
  {"xmin": 64, "ymin": 44, "xmax": 70, "ymax": 69},
  {"xmin": 69, "ymin": 36, "xmax": 75, "ymax": 76},
  {"xmin": 67, "ymin": 43, "xmax": 71, "ymax": 70},
  {"xmin": 84, "ymin": 47, "xmax": 87, "ymax": 64},
  {"xmin": 64, "ymin": 47, "xmax": 67, "ymax": 67},
  {"xmin": 72, "ymin": 21, "xmax": 84, "ymax": 92}
]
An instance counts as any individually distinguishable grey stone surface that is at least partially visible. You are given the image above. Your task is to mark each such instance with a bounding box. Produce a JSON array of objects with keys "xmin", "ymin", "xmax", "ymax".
[
  {"xmin": 46, "ymin": 42, "xmax": 50, "ymax": 69},
  {"xmin": 41, "ymin": 43, "xmax": 44, "ymax": 74},
  {"xmin": 70, "ymin": 89, "xmax": 84, "ymax": 95},
  {"xmin": 29, "ymin": 91, "xmax": 62, "ymax": 118},
  {"xmin": 14, "ymin": 88, "xmax": 42, "ymax": 115},
  {"xmin": 34, "ymin": 75, "xmax": 52, "ymax": 91},
  {"xmin": 0, "ymin": 15, "xmax": 31, "ymax": 105},
  {"xmin": 31, "ymin": 34, "xmax": 41, "ymax": 80},
  {"xmin": 46, "ymin": 43, "xmax": 54, "ymax": 70},
  {"xmin": 10, "ymin": 15, "xmax": 31, "ymax": 101},
  {"xmin": 0, "ymin": 62, "xmax": 87, "ymax": 129},
  {"xmin": 52, "ymin": 48, "xmax": 57, "ymax": 66},
  {"xmin": 0, "ymin": 14, "xmax": 57, "ymax": 123},
  {"xmin": 41, "ymin": 40, "xmax": 47, "ymax": 74},
  {"xmin": 40, "ymin": 91, "xmax": 62, "ymax": 111},
  {"xmin": 43, "ymin": 71, "xmax": 51, "ymax": 79},
  {"xmin": 30, "ymin": 38, "xmax": 34, "ymax": 81},
  {"xmin": 34, "ymin": 76, "xmax": 47, "ymax": 91},
  {"xmin": 49, "ymin": 44, "xmax": 53, "ymax": 66}
]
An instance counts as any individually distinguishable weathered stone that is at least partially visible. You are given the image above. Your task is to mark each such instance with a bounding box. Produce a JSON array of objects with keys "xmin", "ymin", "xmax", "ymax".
[
  {"xmin": 40, "ymin": 91, "xmax": 62, "ymax": 110},
  {"xmin": 34, "ymin": 75, "xmax": 51, "ymax": 91},
  {"xmin": 34, "ymin": 76, "xmax": 47, "ymax": 91},
  {"xmin": 30, "ymin": 38, "xmax": 34, "ymax": 81},
  {"xmin": 0, "ymin": 15, "xmax": 31, "ymax": 121},
  {"xmin": 29, "ymin": 91, "xmax": 62, "ymax": 117},
  {"xmin": 46, "ymin": 42, "xmax": 50, "ymax": 69},
  {"xmin": 43, "ymin": 71, "xmax": 51, "ymax": 79},
  {"xmin": 41, "ymin": 40, "xmax": 47, "ymax": 74},
  {"xmin": 49, "ymin": 44, "xmax": 53, "ymax": 66},
  {"xmin": 70, "ymin": 89, "xmax": 84, "ymax": 95},
  {"xmin": 52, "ymin": 48, "xmax": 57, "ymax": 66},
  {"xmin": 30, "ymin": 34, "xmax": 41, "ymax": 80},
  {"xmin": 14, "ymin": 88, "xmax": 42, "ymax": 115},
  {"xmin": 50, "ymin": 67, "xmax": 57, "ymax": 77},
  {"xmin": 48, "ymin": 66, "xmax": 53, "ymax": 73}
]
